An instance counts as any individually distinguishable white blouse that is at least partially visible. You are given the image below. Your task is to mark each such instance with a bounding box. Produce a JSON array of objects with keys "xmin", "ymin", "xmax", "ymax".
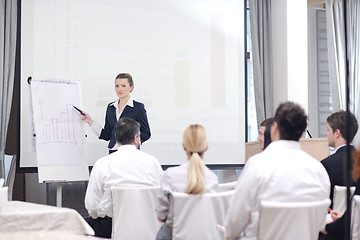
[{"xmin": 156, "ymin": 161, "xmax": 219, "ymax": 226}]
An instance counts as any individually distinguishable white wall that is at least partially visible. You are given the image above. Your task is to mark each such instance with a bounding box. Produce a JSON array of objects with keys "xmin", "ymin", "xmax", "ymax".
[
  {"xmin": 272, "ymin": 0, "xmax": 288, "ymax": 108},
  {"xmin": 272, "ymin": 0, "xmax": 308, "ymax": 113}
]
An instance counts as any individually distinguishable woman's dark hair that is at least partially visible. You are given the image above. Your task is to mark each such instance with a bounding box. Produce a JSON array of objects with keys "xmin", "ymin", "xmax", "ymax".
[{"xmin": 115, "ymin": 73, "xmax": 134, "ymax": 87}]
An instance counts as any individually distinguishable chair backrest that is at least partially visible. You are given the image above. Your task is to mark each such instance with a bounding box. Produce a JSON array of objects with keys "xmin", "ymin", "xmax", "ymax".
[
  {"xmin": 172, "ymin": 190, "xmax": 234, "ymax": 240},
  {"xmin": 258, "ymin": 199, "xmax": 330, "ymax": 240},
  {"xmin": 110, "ymin": 185, "xmax": 161, "ymax": 240},
  {"xmin": 217, "ymin": 181, "xmax": 237, "ymax": 192},
  {"xmin": 333, "ymin": 185, "xmax": 356, "ymax": 212},
  {"xmin": 0, "ymin": 186, "xmax": 9, "ymax": 206},
  {"xmin": 5, "ymin": 155, "xmax": 17, "ymax": 200},
  {"xmin": 351, "ymin": 195, "xmax": 360, "ymax": 240}
]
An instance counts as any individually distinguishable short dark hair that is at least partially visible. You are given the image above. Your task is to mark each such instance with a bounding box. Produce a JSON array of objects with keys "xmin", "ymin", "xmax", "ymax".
[
  {"xmin": 260, "ymin": 118, "xmax": 274, "ymax": 129},
  {"xmin": 115, "ymin": 73, "xmax": 134, "ymax": 87},
  {"xmin": 114, "ymin": 118, "xmax": 140, "ymax": 145},
  {"xmin": 263, "ymin": 127, "xmax": 272, "ymax": 149},
  {"xmin": 327, "ymin": 110, "xmax": 358, "ymax": 143},
  {"xmin": 274, "ymin": 102, "xmax": 307, "ymax": 141}
]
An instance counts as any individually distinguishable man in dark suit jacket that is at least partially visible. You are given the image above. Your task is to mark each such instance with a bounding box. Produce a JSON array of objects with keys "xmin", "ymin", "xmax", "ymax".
[{"xmin": 321, "ymin": 110, "xmax": 358, "ymax": 208}]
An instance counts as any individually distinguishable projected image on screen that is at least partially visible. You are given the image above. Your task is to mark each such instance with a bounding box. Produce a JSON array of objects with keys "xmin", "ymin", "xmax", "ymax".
[{"xmin": 21, "ymin": 0, "xmax": 245, "ymax": 167}]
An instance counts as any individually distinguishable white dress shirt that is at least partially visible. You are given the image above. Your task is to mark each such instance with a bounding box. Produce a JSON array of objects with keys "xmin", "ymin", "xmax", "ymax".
[
  {"xmin": 89, "ymin": 97, "xmax": 134, "ymax": 150},
  {"xmin": 156, "ymin": 161, "xmax": 219, "ymax": 226},
  {"xmin": 85, "ymin": 144, "xmax": 163, "ymax": 218},
  {"xmin": 224, "ymin": 140, "xmax": 330, "ymax": 240}
]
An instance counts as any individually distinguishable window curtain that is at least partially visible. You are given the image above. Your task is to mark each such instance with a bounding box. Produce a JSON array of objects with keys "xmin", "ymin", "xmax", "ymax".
[
  {"xmin": 249, "ymin": 0, "xmax": 274, "ymax": 126},
  {"xmin": 326, "ymin": 0, "xmax": 360, "ymax": 145},
  {"xmin": 0, "ymin": 0, "xmax": 17, "ymax": 178}
]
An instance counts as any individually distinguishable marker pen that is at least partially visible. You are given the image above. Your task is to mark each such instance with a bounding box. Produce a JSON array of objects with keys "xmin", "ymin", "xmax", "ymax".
[{"xmin": 73, "ymin": 106, "xmax": 85, "ymax": 116}]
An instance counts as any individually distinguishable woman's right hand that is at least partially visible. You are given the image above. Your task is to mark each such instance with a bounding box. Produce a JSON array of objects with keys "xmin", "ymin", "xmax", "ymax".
[
  {"xmin": 80, "ymin": 111, "xmax": 94, "ymax": 126},
  {"xmin": 330, "ymin": 210, "xmax": 343, "ymax": 222}
]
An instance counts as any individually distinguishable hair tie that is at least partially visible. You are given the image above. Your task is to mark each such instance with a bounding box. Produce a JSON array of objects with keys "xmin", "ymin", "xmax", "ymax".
[{"xmin": 191, "ymin": 152, "xmax": 202, "ymax": 156}]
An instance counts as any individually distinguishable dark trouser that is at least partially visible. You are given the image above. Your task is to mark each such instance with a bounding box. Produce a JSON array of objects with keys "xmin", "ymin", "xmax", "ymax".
[
  {"xmin": 85, "ymin": 216, "xmax": 112, "ymax": 238},
  {"xmin": 156, "ymin": 224, "xmax": 172, "ymax": 240},
  {"xmin": 318, "ymin": 232, "xmax": 341, "ymax": 240},
  {"xmin": 109, "ymin": 149, "xmax": 117, "ymax": 154}
]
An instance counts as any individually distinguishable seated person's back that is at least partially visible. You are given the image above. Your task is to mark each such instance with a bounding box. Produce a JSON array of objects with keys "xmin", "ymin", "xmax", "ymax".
[
  {"xmin": 84, "ymin": 118, "xmax": 163, "ymax": 238},
  {"xmin": 156, "ymin": 124, "xmax": 218, "ymax": 240},
  {"xmin": 224, "ymin": 102, "xmax": 330, "ymax": 240}
]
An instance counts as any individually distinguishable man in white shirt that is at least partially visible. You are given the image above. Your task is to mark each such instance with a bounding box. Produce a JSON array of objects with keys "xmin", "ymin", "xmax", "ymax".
[
  {"xmin": 321, "ymin": 110, "xmax": 358, "ymax": 208},
  {"xmin": 225, "ymin": 102, "xmax": 330, "ymax": 240},
  {"xmin": 84, "ymin": 117, "xmax": 163, "ymax": 238}
]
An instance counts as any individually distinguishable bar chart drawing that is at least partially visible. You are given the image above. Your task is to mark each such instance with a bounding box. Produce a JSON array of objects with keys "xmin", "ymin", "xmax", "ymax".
[{"xmin": 40, "ymin": 104, "xmax": 77, "ymax": 144}]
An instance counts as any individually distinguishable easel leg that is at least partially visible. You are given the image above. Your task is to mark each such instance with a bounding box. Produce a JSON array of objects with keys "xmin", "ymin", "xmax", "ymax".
[{"xmin": 56, "ymin": 182, "xmax": 62, "ymax": 207}]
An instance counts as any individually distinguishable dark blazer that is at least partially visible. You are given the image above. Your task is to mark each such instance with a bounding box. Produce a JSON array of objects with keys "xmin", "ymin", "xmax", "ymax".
[
  {"xmin": 99, "ymin": 100, "xmax": 151, "ymax": 149},
  {"xmin": 321, "ymin": 145, "xmax": 356, "ymax": 207}
]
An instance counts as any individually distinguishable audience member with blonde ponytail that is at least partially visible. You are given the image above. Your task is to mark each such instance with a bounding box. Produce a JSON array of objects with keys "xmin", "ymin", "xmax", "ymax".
[{"xmin": 156, "ymin": 124, "xmax": 219, "ymax": 240}]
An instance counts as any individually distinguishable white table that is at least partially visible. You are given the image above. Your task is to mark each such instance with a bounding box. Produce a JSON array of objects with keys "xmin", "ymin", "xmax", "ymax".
[
  {"xmin": 0, "ymin": 231, "xmax": 101, "ymax": 240},
  {"xmin": 0, "ymin": 201, "xmax": 94, "ymax": 236}
]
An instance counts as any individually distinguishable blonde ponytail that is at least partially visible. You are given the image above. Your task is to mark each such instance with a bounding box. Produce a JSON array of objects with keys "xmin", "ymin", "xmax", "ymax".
[
  {"xmin": 183, "ymin": 124, "xmax": 208, "ymax": 194},
  {"xmin": 185, "ymin": 152, "xmax": 205, "ymax": 194}
]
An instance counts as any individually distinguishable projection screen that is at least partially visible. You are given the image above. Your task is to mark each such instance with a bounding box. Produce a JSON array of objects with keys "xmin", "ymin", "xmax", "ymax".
[{"xmin": 20, "ymin": 0, "xmax": 245, "ymax": 168}]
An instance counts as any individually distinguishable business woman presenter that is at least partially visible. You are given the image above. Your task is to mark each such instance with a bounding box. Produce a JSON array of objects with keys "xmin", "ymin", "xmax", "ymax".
[{"xmin": 81, "ymin": 73, "xmax": 151, "ymax": 153}]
